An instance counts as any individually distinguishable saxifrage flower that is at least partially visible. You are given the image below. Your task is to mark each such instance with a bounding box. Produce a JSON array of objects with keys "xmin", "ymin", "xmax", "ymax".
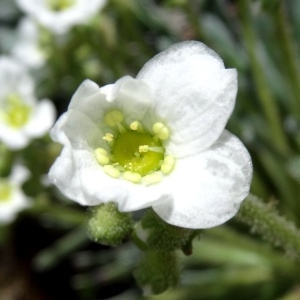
[
  {"xmin": 0, "ymin": 163, "xmax": 30, "ymax": 224},
  {"xmin": 16, "ymin": 0, "xmax": 107, "ymax": 35},
  {"xmin": 0, "ymin": 57, "xmax": 55, "ymax": 150},
  {"xmin": 49, "ymin": 41, "xmax": 252, "ymax": 229}
]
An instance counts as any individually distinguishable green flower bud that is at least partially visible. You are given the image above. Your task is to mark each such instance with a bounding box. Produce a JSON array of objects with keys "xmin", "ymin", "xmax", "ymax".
[
  {"xmin": 135, "ymin": 209, "xmax": 195, "ymax": 251},
  {"xmin": 134, "ymin": 250, "xmax": 180, "ymax": 295},
  {"xmin": 87, "ymin": 202, "xmax": 133, "ymax": 246}
]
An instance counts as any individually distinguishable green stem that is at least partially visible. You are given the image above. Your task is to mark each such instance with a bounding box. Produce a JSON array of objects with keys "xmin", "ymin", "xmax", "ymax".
[
  {"xmin": 237, "ymin": 0, "xmax": 290, "ymax": 157},
  {"xmin": 274, "ymin": 2, "xmax": 300, "ymax": 116},
  {"xmin": 256, "ymin": 147, "xmax": 299, "ymax": 217},
  {"xmin": 32, "ymin": 226, "xmax": 89, "ymax": 271},
  {"xmin": 235, "ymin": 194, "xmax": 300, "ymax": 260}
]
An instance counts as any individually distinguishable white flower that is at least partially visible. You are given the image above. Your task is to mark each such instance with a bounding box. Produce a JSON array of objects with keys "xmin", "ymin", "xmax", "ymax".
[
  {"xmin": 0, "ymin": 163, "xmax": 30, "ymax": 224},
  {"xmin": 11, "ymin": 18, "xmax": 46, "ymax": 69},
  {"xmin": 0, "ymin": 57, "xmax": 56, "ymax": 150},
  {"xmin": 49, "ymin": 41, "xmax": 252, "ymax": 229},
  {"xmin": 16, "ymin": 0, "xmax": 107, "ymax": 35}
]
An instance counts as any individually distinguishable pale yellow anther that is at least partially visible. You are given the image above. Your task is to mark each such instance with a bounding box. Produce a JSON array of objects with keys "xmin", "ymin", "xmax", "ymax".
[
  {"xmin": 123, "ymin": 171, "xmax": 142, "ymax": 183},
  {"xmin": 161, "ymin": 155, "xmax": 175, "ymax": 174},
  {"xmin": 152, "ymin": 122, "xmax": 170, "ymax": 140},
  {"xmin": 139, "ymin": 145, "xmax": 149, "ymax": 153},
  {"xmin": 142, "ymin": 173, "xmax": 162, "ymax": 185},
  {"xmin": 103, "ymin": 133, "xmax": 114, "ymax": 143},
  {"xmin": 104, "ymin": 110, "xmax": 124, "ymax": 127},
  {"xmin": 94, "ymin": 147, "xmax": 107, "ymax": 155},
  {"xmin": 148, "ymin": 146, "xmax": 165, "ymax": 154},
  {"xmin": 95, "ymin": 148, "xmax": 110, "ymax": 165},
  {"xmin": 164, "ymin": 155, "xmax": 175, "ymax": 165},
  {"xmin": 130, "ymin": 121, "xmax": 143, "ymax": 132},
  {"xmin": 103, "ymin": 165, "xmax": 120, "ymax": 178}
]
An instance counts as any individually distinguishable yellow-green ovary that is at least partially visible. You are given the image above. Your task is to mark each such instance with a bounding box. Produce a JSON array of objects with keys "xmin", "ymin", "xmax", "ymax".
[{"xmin": 113, "ymin": 131, "xmax": 163, "ymax": 176}]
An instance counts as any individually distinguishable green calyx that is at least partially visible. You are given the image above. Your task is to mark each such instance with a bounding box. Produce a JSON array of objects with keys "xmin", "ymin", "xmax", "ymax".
[
  {"xmin": 136, "ymin": 209, "xmax": 195, "ymax": 252},
  {"xmin": 113, "ymin": 131, "xmax": 164, "ymax": 176},
  {"xmin": 87, "ymin": 202, "xmax": 133, "ymax": 247}
]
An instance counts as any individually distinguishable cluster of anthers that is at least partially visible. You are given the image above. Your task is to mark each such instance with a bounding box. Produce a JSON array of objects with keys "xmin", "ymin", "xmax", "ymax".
[
  {"xmin": 0, "ymin": 179, "xmax": 12, "ymax": 203},
  {"xmin": 47, "ymin": 0, "xmax": 75, "ymax": 11},
  {"xmin": 94, "ymin": 110, "xmax": 176, "ymax": 185}
]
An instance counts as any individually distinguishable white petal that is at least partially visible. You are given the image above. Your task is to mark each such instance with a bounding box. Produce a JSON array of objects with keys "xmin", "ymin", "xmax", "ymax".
[
  {"xmin": 101, "ymin": 76, "xmax": 154, "ymax": 124},
  {"xmin": 50, "ymin": 112, "xmax": 69, "ymax": 145},
  {"xmin": 68, "ymin": 78, "xmax": 155, "ymax": 133},
  {"xmin": 68, "ymin": 79, "xmax": 110, "ymax": 123},
  {"xmin": 48, "ymin": 146, "xmax": 86, "ymax": 205},
  {"xmin": 24, "ymin": 99, "xmax": 56, "ymax": 137},
  {"xmin": 10, "ymin": 163, "xmax": 30, "ymax": 185},
  {"xmin": 12, "ymin": 18, "xmax": 45, "ymax": 68},
  {"xmin": 0, "ymin": 56, "xmax": 35, "ymax": 100},
  {"xmin": 0, "ymin": 189, "xmax": 30, "ymax": 224},
  {"xmin": 153, "ymin": 130, "xmax": 252, "ymax": 229},
  {"xmin": 49, "ymin": 147, "xmax": 169, "ymax": 210},
  {"xmin": 0, "ymin": 123, "xmax": 30, "ymax": 150},
  {"xmin": 52, "ymin": 109, "xmax": 104, "ymax": 150},
  {"xmin": 76, "ymin": 150, "xmax": 170, "ymax": 210},
  {"xmin": 137, "ymin": 41, "xmax": 237, "ymax": 157}
]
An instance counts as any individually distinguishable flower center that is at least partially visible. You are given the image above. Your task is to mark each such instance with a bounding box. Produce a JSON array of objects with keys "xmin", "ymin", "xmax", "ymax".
[
  {"xmin": 114, "ymin": 131, "xmax": 163, "ymax": 176},
  {"xmin": 0, "ymin": 94, "xmax": 31, "ymax": 128},
  {"xmin": 94, "ymin": 110, "xmax": 176, "ymax": 185},
  {"xmin": 0, "ymin": 180, "xmax": 12, "ymax": 203},
  {"xmin": 47, "ymin": 0, "xmax": 76, "ymax": 11}
]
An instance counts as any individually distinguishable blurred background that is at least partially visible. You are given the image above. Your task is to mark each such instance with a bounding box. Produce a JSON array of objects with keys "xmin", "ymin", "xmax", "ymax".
[{"xmin": 1, "ymin": 0, "xmax": 300, "ymax": 299}]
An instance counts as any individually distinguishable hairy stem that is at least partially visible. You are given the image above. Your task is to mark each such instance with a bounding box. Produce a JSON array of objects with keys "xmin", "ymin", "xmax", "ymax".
[{"xmin": 236, "ymin": 194, "xmax": 300, "ymax": 260}]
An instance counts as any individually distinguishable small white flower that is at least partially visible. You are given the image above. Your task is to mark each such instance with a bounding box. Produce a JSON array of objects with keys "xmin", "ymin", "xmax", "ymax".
[
  {"xmin": 0, "ymin": 57, "xmax": 56, "ymax": 150},
  {"xmin": 16, "ymin": 0, "xmax": 107, "ymax": 35},
  {"xmin": 11, "ymin": 18, "xmax": 46, "ymax": 69},
  {"xmin": 49, "ymin": 41, "xmax": 252, "ymax": 229},
  {"xmin": 0, "ymin": 163, "xmax": 30, "ymax": 224}
]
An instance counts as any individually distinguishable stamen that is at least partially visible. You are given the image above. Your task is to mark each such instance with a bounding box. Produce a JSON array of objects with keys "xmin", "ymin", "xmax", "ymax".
[
  {"xmin": 123, "ymin": 171, "xmax": 142, "ymax": 183},
  {"xmin": 148, "ymin": 146, "xmax": 165, "ymax": 153},
  {"xmin": 116, "ymin": 122, "xmax": 126, "ymax": 133},
  {"xmin": 142, "ymin": 173, "xmax": 162, "ymax": 185},
  {"xmin": 95, "ymin": 148, "xmax": 110, "ymax": 165},
  {"xmin": 103, "ymin": 133, "xmax": 114, "ymax": 145},
  {"xmin": 161, "ymin": 155, "xmax": 175, "ymax": 174},
  {"xmin": 103, "ymin": 165, "xmax": 120, "ymax": 178},
  {"xmin": 152, "ymin": 122, "xmax": 170, "ymax": 140},
  {"xmin": 139, "ymin": 145, "xmax": 149, "ymax": 153},
  {"xmin": 130, "ymin": 121, "xmax": 143, "ymax": 132},
  {"xmin": 139, "ymin": 145, "xmax": 164, "ymax": 154},
  {"xmin": 104, "ymin": 110, "xmax": 124, "ymax": 127}
]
